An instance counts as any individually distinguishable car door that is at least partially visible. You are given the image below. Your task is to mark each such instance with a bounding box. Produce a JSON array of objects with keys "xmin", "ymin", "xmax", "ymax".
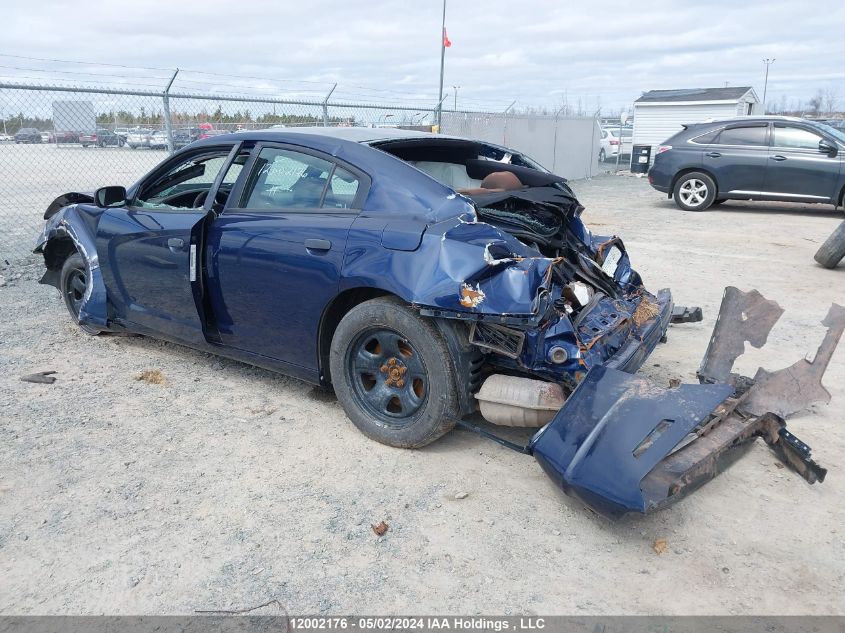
[
  {"xmin": 762, "ymin": 123, "xmax": 841, "ymax": 201},
  {"xmin": 96, "ymin": 144, "xmax": 240, "ymax": 344},
  {"xmin": 702, "ymin": 122, "xmax": 769, "ymax": 195},
  {"xmin": 205, "ymin": 143, "xmax": 367, "ymax": 371}
]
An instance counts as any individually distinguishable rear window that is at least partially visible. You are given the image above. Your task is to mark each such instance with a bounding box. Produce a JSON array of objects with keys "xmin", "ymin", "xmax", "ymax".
[
  {"xmin": 713, "ymin": 126, "xmax": 767, "ymax": 146},
  {"xmin": 691, "ymin": 128, "xmax": 721, "ymax": 144}
]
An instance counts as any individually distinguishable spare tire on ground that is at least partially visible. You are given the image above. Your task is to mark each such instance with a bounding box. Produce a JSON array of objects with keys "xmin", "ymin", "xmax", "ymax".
[{"xmin": 814, "ymin": 220, "xmax": 845, "ymax": 269}]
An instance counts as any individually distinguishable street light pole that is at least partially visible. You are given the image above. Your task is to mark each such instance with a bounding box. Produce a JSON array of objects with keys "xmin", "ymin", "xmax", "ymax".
[
  {"xmin": 437, "ymin": 0, "xmax": 447, "ymax": 127},
  {"xmin": 762, "ymin": 58, "xmax": 775, "ymax": 113}
]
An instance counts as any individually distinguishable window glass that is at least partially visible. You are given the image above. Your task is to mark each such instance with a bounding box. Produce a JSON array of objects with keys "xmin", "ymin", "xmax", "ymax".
[
  {"xmin": 773, "ymin": 126, "xmax": 823, "ymax": 150},
  {"xmin": 243, "ymin": 148, "xmax": 332, "ymax": 209},
  {"xmin": 323, "ymin": 166, "xmax": 361, "ymax": 209},
  {"xmin": 135, "ymin": 152, "xmax": 229, "ymax": 210},
  {"xmin": 692, "ymin": 129, "xmax": 720, "ymax": 144},
  {"xmin": 714, "ymin": 126, "xmax": 767, "ymax": 146}
]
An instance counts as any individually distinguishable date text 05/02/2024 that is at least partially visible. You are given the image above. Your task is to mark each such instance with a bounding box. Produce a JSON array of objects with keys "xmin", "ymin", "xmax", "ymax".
[{"xmin": 291, "ymin": 617, "xmax": 547, "ymax": 630}]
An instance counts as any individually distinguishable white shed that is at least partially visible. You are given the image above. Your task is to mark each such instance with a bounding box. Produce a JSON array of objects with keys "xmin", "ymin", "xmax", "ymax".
[{"xmin": 632, "ymin": 87, "xmax": 761, "ymax": 161}]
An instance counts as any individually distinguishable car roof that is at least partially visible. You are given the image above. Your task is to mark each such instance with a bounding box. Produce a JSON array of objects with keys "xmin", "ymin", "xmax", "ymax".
[
  {"xmin": 699, "ymin": 115, "xmax": 807, "ymax": 125},
  {"xmin": 220, "ymin": 125, "xmax": 468, "ymax": 145}
]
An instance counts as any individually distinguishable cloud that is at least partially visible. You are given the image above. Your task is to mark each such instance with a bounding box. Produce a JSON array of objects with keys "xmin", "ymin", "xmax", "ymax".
[{"xmin": 0, "ymin": 0, "xmax": 842, "ymax": 112}]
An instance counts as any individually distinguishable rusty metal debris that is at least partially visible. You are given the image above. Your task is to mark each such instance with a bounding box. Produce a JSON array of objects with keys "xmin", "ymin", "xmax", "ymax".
[
  {"xmin": 632, "ymin": 295, "xmax": 661, "ymax": 326},
  {"xmin": 743, "ymin": 303, "xmax": 845, "ymax": 418},
  {"xmin": 20, "ymin": 370, "xmax": 57, "ymax": 384},
  {"xmin": 371, "ymin": 521, "xmax": 389, "ymax": 536},
  {"xmin": 698, "ymin": 286, "xmax": 784, "ymax": 383},
  {"xmin": 136, "ymin": 369, "xmax": 166, "ymax": 385}
]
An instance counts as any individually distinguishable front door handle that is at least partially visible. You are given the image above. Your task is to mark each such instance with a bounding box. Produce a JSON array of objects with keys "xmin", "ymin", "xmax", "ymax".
[
  {"xmin": 304, "ymin": 238, "xmax": 332, "ymax": 251},
  {"xmin": 705, "ymin": 151, "xmax": 721, "ymax": 158},
  {"xmin": 167, "ymin": 237, "xmax": 185, "ymax": 252},
  {"xmin": 770, "ymin": 154, "xmax": 787, "ymax": 161}
]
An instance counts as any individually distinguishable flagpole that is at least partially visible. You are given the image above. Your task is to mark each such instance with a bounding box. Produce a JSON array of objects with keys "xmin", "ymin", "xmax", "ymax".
[{"xmin": 437, "ymin": 0, "xmax": 447, "ymax": 129}]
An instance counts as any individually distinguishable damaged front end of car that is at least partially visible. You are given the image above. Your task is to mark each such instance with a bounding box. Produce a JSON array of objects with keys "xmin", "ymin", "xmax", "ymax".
[
  {"xmin": 415, "ymin": 181, "xmax": 680, "ymax": 397},
  {"xmin": 414, "ymin": 184, "xmax": 837, "ymax": 518}
]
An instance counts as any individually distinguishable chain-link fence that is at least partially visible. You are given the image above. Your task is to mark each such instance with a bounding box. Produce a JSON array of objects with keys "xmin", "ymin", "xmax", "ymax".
[{"xmin": 0, "ymin": 81, "xmax": 613, "ymax": 262}]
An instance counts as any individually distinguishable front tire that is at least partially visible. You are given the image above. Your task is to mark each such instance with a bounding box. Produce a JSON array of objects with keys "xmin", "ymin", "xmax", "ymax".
[
  {"xmin": 673, "ymin": 171, "xmax": 716, "ymax": 211},
  {"xmin": 60, "ymin": 253, "xmax": 102, "ymax": 335},
  {"xmin": 329, "ymin": 297, "xmax": 460, "ymax": 448}
]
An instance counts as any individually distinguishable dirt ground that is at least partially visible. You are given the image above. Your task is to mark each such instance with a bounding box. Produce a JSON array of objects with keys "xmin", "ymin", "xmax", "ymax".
[{"xmin": 1, "ymin": 173, "xmax": 844, "ymax": 615}]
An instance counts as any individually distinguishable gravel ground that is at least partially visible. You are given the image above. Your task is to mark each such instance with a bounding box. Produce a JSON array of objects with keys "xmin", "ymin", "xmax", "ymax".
[{"xmin": 1, "ymin": 173, "xmax": 844, "ymax": 615}]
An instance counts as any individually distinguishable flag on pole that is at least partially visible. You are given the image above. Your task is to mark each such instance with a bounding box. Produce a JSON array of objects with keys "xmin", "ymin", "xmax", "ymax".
[{"xmin": 443, "ymin": 28, "xmax": 452, "ymax": 48}]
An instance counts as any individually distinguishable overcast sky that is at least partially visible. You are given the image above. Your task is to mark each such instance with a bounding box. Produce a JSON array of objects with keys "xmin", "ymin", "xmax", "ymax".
[{"xmin": 2, "ymin": 0, "xmax": 844, "ymax": 113}]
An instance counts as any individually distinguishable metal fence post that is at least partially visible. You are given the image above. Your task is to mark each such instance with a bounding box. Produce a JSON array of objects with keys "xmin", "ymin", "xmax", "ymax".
[
  {"xmin": 162, "ymin": 68, "xmax": 179, "ymax": 153},
  {"xmin": 322, "ymin": 84, "xmax": 336, "ymax": 127}
]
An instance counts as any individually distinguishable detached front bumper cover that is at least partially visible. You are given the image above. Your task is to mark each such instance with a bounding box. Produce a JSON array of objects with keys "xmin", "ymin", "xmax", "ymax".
[{"xmin": 527, "ymin": 287, "xmax": 838, "ymax": 519}]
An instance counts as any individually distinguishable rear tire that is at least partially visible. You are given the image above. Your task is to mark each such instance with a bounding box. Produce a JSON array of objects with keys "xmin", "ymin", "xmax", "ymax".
[
  {"xmin": 814, "ymin": 220, "xmax": 845, "ymax": 269},
  {"xmin": 599, "ymin": 148, "xmax": 606, "ymax": 162},
  {"xmin": 60, "ymin": 253, "xmax": 102, "ymax": 335},
  {"xmin": 673, "ymin": 172, "xmax": 716, "ymax": 211},
  {"xmin": 329, "ymin": 297, "xmax": 460, "ymax": 448}
]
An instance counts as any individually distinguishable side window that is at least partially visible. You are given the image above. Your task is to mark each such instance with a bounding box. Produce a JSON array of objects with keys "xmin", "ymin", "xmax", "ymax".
[
  {"xmin": 323, "ymin": 166, "xmax": 361, "ymax": 209},
  {"xmin": 691, "ymin": 129, "xmax": 721, "ymax": 144},
  {"xmin": 713, "ymin": 126, "xmax": 767, "ymax": 146},
  {"xmin": 135, "ymin": 152, "xmax": 230, "ymax": 210},
  {"xmin": 773, "ymin": 126, "xmax": 823, "ymax": 150},
  {"xmin": 240, "ymin": 147, "xmax": 361, "ymax": 210},
  {"xmin": 242, "ymin": 148, "xmax": 333, "ymax": 209}
]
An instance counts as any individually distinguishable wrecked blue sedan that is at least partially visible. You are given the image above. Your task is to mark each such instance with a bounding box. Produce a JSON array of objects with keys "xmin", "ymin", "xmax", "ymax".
[{"xmin": 36, "ymin": 128, "xmax": 831, "ymax": 518}]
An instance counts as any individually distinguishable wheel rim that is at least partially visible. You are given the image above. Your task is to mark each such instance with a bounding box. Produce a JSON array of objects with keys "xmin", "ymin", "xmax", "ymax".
[
  {"xmin": 346, "ymin": 327, "xmax": 428, "ymax": 428},
  {"xmin": 64, "ymin": 267, "xmax": 87, "ymax": 317},
  {"xmin": 679, "ymin": 179, "xmax": 708, "ymax": 206}
]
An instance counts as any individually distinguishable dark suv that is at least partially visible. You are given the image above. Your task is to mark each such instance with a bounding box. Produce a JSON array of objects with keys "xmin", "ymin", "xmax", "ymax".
[{"xmin": 648, "ymin": 116, "xmax": 845, "ymax": 211}]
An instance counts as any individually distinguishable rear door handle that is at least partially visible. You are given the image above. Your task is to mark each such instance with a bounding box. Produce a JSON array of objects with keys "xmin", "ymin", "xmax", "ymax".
[
  {"xmin": 167, "ymin": 237, "xmax": 184, "ymax": 252},
  {"xmin": 770, "ymin": 155, "xmax": 787, "ymax": 161},
  {"xmin": 304, "ymin": 238, "xmax": 332, "ymax": 251},
  {"xmin": 705, "ymin": 152, "xmax": 721, "ymax": 158}
]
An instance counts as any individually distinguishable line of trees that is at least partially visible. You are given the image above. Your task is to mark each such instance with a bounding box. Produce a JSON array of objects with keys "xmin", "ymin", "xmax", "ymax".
[{"xmin": 767, "ymin": 88, "xmax": 841, "ymax": 118}]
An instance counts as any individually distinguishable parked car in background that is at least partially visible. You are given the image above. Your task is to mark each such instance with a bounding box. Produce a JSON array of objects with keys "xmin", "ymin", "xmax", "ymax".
[
  {"xmin": 114, "ymin": 127, "xmax": 131, "ymax": 143},
  {"xmin": 14, "ymin": 128, "xmax": 42, "ymax": 143},
  {"xmin": 79, "ymin": 129, "xmax": 124, "ymax": 148},
  {"xmin": 0, "ymin": 133, "xmax": 13, "ymax": 142},
  {"xmin": 53, "ymin": 131, "xmax": 80, "ymax": 144},
  {"xmin": 599, "ymin": 127, "xmax": 632, "ymax": 162},
  {"xmin": 149, "ymin": 130, "xmax": 168, "ymax": 149},
  {"xmin": 172, "ymin": 128, "xmax": 198, "ymax": 149},
  {"xmin": 648, "ymin": 116, "xmax": 845, "ymax": 211},
  {"xmin": 127, "ymin": 129, "xmax": 153, "ymax": 149}
]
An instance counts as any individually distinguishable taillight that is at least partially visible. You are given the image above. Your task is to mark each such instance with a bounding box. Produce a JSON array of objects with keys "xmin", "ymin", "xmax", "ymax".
[
  {"xmin": 609, "ymin": 139, "xmax": 620, "ymax": 145},
  {"xmin": 656, "ymin": 145, "xmax": 672, "ymax": 154}
]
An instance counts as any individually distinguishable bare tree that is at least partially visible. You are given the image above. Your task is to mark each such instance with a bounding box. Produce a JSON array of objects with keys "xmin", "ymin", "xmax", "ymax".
[
  {"xmin": 808, "ymin": 89, "xmax": 823, "ymax": 116},
  {"xmin": 822, "ymin": 88, "xmax": 839, "ymax": 115}
]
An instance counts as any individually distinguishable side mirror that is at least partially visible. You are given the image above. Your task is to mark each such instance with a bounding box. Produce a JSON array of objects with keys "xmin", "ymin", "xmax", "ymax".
[
  {"xmin": 819, "ymin": 139, "xmax": 837, "ymax": 156},
  {"xmin": 94, "ymin": 185, "xmax": 127, "ymax": 208}
]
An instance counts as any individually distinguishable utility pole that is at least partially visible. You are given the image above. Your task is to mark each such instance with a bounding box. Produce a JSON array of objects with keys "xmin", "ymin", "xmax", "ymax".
[
  {"xmin": 453, "ymin": 85, "xmax": 460, "ymax": 111},
  {"xmin": 437, "ymin": 0, "xmax": 447, "ymax": 127},
  {"xmin": 762, "ymin": 58, "xmax": 775, "ymax": 113}
]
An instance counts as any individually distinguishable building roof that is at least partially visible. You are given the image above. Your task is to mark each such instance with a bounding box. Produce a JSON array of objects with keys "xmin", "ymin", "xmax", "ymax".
[{"xmin": 635, "ymin": 87, "xmax": 756, "ymax": 104}]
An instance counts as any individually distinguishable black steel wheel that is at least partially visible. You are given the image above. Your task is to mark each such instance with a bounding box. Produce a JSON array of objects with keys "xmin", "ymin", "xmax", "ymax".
[
  {"xmin": 60, "ymin": 253, "xmax": 102, "ymax": 335},
  {"xmin": 330, "ymin": 297, "xmax": 460, "ymax": 448},
  {"xmin": 347, "ymin": 328, "xmax": 428, "ymax": 425}
]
